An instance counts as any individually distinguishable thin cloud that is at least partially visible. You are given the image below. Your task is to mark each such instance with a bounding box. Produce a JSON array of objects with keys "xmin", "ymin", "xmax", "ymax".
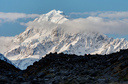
[
  {"xmin": 0, "ymin": 12, "xmax": 40, "ymax": 23},
  {"xmin": 60, "ymin": 17, "xmax": 128, "ymax": 35},
  {"xmin": 0, "ymin": 36, "xmax": 16, "ymax": 54},
  {"xmin": 70, "ymin": 11, "xmax": 101, "ymax": 16},
  {"xmin": 70, "ymin": 11, "xmax": 128, "ymax": 19},
  {"xmin": 98, "ymin": 11, "xmax": 128, "ymax": 18},
  {"xmin": 23, "ymin": 16, "xmax": 128, "ymax": 35},
  {"xmin": 21, "ymin": 11, "xmax": 128, "ymax": 35}
]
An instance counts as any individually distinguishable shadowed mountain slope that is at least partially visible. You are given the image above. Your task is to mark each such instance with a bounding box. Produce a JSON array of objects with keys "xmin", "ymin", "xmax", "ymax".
[
  {"xmin": 0, "ymin": 49, "xmax": 128, "ymax": 83},
  {"xmin": 23, "ymin": 49, "xmax": 128, "ymax": 84}
]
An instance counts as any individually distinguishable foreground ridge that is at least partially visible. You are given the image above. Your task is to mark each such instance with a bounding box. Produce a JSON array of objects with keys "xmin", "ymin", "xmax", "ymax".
[
  {"xmin": 1, "ymin": 49, "xmax": 128, "ymax": 83},
  {"xmin": 22, "ymin": 49, "xmax": 128, "ymax": 83}
]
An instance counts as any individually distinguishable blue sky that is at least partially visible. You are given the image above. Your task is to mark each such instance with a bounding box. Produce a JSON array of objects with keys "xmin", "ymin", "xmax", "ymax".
[
  {"xmin": 1, "ymin": 0, "xmax": 128, "ymax": 39},
  {"xmin": 1, "ymin": 0, "xmax": 128, "ymax": 13}
]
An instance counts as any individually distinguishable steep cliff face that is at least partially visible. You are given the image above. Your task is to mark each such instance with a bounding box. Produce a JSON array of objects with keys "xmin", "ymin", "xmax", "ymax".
[{"xmin": 4, "ymin": 10, "xmax": 128, "ymax": 70}]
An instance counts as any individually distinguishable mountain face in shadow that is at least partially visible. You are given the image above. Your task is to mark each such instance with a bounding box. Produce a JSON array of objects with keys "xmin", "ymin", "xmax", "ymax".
[
  {"xmin": 22, "ymin": 49, "xmax": 128, "ymax": 84},
  {"xmin": 0, "ymin": 49, "xmax": 128, "ymax": 83},
  {"xmin": 0, "ymin": 57, "xmax": 20, "ymax": 83}
]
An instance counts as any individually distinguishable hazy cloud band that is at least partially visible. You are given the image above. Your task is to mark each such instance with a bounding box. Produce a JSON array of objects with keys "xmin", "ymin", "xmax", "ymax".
[{"xmin": 0, "ymin": 12, "xmax": 40, "ymax": 22}]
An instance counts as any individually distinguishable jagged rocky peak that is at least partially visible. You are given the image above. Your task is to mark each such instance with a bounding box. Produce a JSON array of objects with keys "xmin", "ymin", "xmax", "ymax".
[
  {"xmin": 34, "ymin": 9, "xmax": 68, "ymax": 24},
  {"xmin": 13, "ymin": 10, "xmax": 68, "ymax": 43}
]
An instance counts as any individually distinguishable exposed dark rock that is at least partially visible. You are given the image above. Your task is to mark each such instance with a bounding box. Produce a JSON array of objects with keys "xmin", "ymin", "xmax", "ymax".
[
  {"xmin": 0, "ymin": 59, "xmax": 20, "ymax": 83},
  {"xmin": 0, "ymin": 49, "xmax": 128, "ymax": 83}
]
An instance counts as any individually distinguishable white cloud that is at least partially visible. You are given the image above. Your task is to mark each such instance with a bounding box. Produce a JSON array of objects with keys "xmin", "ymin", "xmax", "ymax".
[
  {"xmin": 62, "ymin": 17, "xmax": 127, "ymax": 35},
  {"xmin": 21, "ymin": 11, "xmax": 128, "ymax": 35},
  {"xmin": 0, "ymin": 36, "xmax": 16, "ymax": 54},
  {"xmin": 23, "ymin": 16, "xmax": 128, "ymax": 35},
  {"xmin": 70, "ymin": 11, "xmax": 101, "ymax": 16},
  {"xmin": 98, "ymin": 11, "xmax": 128, "ymax": 18},
  {"xmin": 0, "ymin": 20, "xmax": 1, "ymax": 24},
  {"xmin": 21, "ymin": 21, "xmax": 57, "ymax": 32},
  {"xmin": 70, "ymin": 11, "xmax": 128, "ymax": 19},
  {"xmin": 0, "ymin": 12, "xmax": 40, "ymax": 23}
]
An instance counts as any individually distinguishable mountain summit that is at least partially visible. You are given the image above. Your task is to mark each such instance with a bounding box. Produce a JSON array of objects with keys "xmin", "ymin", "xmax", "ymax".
[
  {"xmin": 34, "ymin": 9, "xmax": 68, "ymax": 24},
  {"xmin": 4, "ymin": 10, "xmax": 128, "ymax": 70}
]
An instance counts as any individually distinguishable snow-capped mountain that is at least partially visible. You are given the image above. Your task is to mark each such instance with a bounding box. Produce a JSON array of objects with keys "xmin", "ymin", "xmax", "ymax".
[
  {"xmin": 4, "ymin": 10, "xmax": 128, "ymax": 70},
  {"xmin": 34, "ymin": 9, "xmax": 68, "ymax": 24}
]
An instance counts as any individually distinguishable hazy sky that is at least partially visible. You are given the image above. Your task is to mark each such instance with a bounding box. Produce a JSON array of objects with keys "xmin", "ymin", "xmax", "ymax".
[{"xmin": 1, "ymin": 0, "xmax": 128, "ymax": 39}]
